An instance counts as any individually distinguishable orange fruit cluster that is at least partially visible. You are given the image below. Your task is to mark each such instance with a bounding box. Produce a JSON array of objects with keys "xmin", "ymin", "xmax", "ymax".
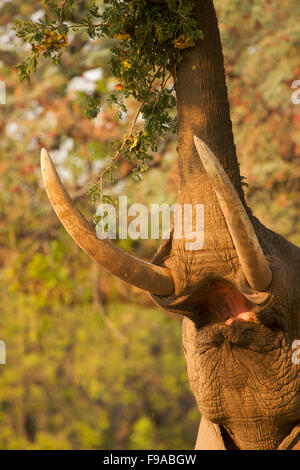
[
  {"xmin": 31, "ymin": 29, "xmax": 68, "ymax": 52},
  {"xmin": 173, "ymin": 35, "xmax": 195, "ymax": 49},
  {"xmin": 115, "ymin": 81, "xmax": 124, "ymax": 91},
  {"xmin": 114, "ymin": 31, "xmax": 131, "ymax": 41}
]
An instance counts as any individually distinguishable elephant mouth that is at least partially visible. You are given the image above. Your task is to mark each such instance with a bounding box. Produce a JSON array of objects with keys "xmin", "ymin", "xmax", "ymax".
[
  {"xmin": 205, "ymin": 281, "xmax": 256, "ymax": 324},
  {"xmin": 196, "ymin": 279, "xmax": 255, "ymax": 324},
  {"xmin": 181, "ymin": 280, "xmax": 291, "ymax": 364},
  {"xmin": 194, "ymin": 279, "xmax": 286, "ymax": 333}
]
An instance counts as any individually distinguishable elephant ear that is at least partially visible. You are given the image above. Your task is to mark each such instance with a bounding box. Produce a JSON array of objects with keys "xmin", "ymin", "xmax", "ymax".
[
  {"xmin": 194, "ymin": 136, "xmax": 272, "ymax": 292},
  {"xmin": 40, "ymin": 148, "xmax": 174, "ymax": 296}
]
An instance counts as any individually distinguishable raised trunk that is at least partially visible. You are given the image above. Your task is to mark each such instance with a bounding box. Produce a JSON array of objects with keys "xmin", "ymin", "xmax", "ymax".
[
  {"xmin": 154, "ymin": 0, "xmax": 245, "ymax": 299},
  {"xmin": 176, "ymin": 0, "xmax": 244, "ymax": 202}
]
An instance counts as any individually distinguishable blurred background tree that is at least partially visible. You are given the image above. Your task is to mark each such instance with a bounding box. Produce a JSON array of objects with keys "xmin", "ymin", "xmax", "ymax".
[{"xmin": 0, "ymin": 0, "xmax": 299, "ymax": 449}]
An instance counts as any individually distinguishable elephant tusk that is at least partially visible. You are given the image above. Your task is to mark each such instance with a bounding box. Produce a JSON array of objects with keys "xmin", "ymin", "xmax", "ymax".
[
  {"xmin": 194, "ymin": 136, "xmax": 272, "ymax": 292},
  {"xmin": 40, "ymin": 148, "xmax": 174, "ymax": 296}
]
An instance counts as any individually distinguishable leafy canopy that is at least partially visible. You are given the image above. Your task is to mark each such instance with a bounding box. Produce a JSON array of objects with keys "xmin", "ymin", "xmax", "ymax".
[{"xmin": 15, "ymin": 0, "xmax": 202, "ymax": 203}]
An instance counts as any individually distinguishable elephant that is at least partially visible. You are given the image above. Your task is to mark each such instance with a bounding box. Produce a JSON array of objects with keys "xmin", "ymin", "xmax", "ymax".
[{"xmin": 40, "ymin": 0, "xmax": 300, "ymax": 450}]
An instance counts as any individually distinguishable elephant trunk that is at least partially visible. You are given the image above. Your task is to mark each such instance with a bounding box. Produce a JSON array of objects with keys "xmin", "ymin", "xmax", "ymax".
[
  {"xmin": 175, "ymin": 0, "xmax": 244, "ymax": 202},
  {"xmin": 154, "ymin": 0, "xmax": 271, "ymax": 299}
]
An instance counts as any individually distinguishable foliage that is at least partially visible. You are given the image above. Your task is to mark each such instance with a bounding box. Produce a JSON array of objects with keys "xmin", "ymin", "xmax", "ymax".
[{"xmin": 14, "ymin": 0, "xmax": 202, "ymax": 202}]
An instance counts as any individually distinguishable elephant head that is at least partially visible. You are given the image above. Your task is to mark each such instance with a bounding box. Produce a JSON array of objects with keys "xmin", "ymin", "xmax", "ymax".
[{"xmin": 40, "ymin": 0, "xmax": 300, "ymax": 450}]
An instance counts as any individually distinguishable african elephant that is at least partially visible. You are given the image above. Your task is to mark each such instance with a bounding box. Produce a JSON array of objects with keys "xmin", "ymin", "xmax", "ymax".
[{"xmin": 40, "ymin": 0, "xmax": 300, "ymax": 450}]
